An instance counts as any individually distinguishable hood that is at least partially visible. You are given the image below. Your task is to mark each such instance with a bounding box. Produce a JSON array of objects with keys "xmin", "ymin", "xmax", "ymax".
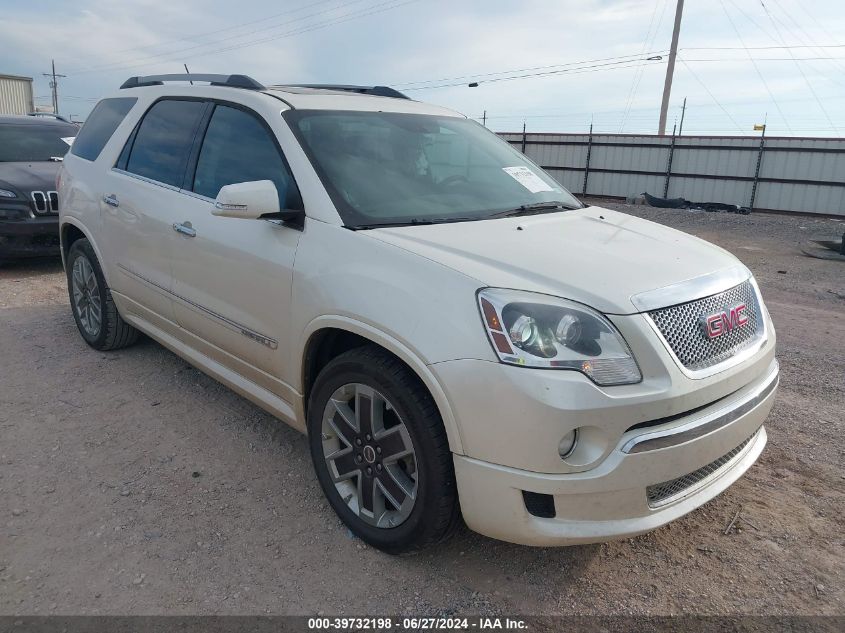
[
  {"xmin": 0, "ymin": 161, "xmax": 61, "ymax": 195},
  {"xmin": 367, "ymin": 207, "xmax": 743, "ymax": 315}
]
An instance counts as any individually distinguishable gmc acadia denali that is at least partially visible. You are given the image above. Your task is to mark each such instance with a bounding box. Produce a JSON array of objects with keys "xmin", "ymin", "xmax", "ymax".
[{"xmin": 59, "ymin": 74, "xmax": 778, "ymax": 553}]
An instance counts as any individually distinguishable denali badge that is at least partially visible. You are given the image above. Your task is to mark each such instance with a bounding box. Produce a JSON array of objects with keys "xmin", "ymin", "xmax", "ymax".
[{"xmin": 701, "ymin": 303, "xmax": 748, "ymax": 339}]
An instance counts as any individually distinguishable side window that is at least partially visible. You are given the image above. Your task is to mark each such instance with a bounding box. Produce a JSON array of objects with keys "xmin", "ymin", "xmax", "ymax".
[
  {"xmin": 192, "ymin": 104, "xmax": 301, "ymax": 209},
  {"xmin": 125, "ymin": 99, "xmax": 205, "ymax": 187},
  {"xmin": 70, "ymin": 97, "xmax": 136, "ymax": 161}
]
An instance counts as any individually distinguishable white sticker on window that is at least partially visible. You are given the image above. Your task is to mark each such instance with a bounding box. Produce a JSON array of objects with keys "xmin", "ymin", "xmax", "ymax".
[
  {"xmin": 502, "ymin": 166, "xmax": 553, "ymax": 193},
  {"xmin": 61, "ymin": 137, "xmax": 75, "ymax": 146}
]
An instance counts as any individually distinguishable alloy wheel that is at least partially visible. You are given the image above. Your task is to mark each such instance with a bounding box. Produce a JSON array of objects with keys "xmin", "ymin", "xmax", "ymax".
[
  {"xmin": 321, "ymin": 383, "xmax": 418, "ymax": 528},
  {"xmin": 71, "ymin": 255, "xmax": 102, "ymax": 337}
]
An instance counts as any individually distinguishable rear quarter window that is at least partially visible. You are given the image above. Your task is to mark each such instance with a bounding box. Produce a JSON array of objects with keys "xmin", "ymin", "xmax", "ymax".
[{"xmin": 71, "ymin": 97, "xmax": 137, "ymax": 162}]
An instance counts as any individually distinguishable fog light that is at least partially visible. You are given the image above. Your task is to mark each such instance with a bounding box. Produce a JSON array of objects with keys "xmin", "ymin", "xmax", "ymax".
[{"xmin": 558, "ymin": 429, "xmax": 578, "ymax": 458}]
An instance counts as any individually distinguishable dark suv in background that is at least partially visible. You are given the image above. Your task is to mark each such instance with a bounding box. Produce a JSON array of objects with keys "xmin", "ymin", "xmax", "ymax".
[{"xmin": 0, "ymin": 115, "xmax": 77, "ymax": 261}]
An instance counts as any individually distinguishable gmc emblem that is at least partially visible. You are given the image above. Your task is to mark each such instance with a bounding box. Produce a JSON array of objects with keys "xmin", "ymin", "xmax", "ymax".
[{"xmin": 701, "ymin": 303, "xmax": 748, "ymax": 339}]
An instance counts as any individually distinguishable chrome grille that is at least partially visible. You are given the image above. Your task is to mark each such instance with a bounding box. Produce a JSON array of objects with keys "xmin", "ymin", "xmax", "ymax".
[
  {"xmin": 30, "ymin": 190, "xmax": 59, "ymax": 215},
  {"xmin": 646, "ymin": 431, "xmax": 757, "ymax": 507},
  {"xmin": 648, "ymin": 280, "xmax": 761, "ymax": 371}
]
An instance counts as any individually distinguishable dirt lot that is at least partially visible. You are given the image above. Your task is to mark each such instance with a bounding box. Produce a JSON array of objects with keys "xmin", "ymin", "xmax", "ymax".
[{"xmin": 0, "ymin": 204, "xmax": 843, "ymax": 617}]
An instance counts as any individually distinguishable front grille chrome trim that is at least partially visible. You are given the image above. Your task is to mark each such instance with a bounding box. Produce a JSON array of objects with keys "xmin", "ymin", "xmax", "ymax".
[
  {"xmin": 631, "ymin": 265, "xmax": 751, "ymax": 313},
  {"xmin": 646, "ymin": 429, "xmax": 761, "ymax": 508},
  {"xmin": 645, "ymin": 277, "xmax": 768, "ymax": 379},
  {"xmin": 622, "ymin": 361, "xmax": 778, "ymax": 454}
]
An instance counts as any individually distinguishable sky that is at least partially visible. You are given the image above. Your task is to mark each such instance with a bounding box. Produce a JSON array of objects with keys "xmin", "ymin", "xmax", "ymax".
[{"xmin": 2, "ymin": 0, "xmax": 844, "ymax": 136}]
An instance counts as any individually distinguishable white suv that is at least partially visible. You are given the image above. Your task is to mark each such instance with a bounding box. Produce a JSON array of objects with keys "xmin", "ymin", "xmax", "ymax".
[{"xmin": 59, "ymin": 74, "xmax": 778, "ymax": 553}]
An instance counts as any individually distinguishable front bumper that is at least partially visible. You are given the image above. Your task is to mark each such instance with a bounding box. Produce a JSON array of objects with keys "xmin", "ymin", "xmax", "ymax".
[
  {"xmin": 432, "ymin": 309, "xmax": 778, "ymax": 546},
  {"xmin": 454, "ymin": 425, "xmax": 767, "ymax": 546},
  {"xmin": 0, "ymin": 217, "xmax": 60, "ymax": 258}
]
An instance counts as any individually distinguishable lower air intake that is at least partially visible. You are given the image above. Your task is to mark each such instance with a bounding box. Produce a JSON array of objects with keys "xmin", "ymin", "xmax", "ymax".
[
  {"xmin": 646, "ymin": 431, "xmax": 758, "ymax": 508},
  {"xmin": 522, "ymin": 491, "xmax": 556, "ymax": 518}
]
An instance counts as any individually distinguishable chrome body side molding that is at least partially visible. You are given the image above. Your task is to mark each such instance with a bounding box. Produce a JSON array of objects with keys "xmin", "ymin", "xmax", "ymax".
[{"xmin": 116, "ymin": 263, "xmax": 278, "ymax": 350}]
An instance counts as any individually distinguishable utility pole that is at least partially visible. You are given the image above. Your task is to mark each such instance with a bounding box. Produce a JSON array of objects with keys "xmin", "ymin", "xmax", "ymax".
[
  {"xmin": 658, "ymin": 0, "xmax": 685, "ymax": 136},
  {"xmin": 482, "ymin": 110, "xmax": 487, "ymax": 127},
  {"xmin": 42, "ymin": 59, "xmax": 66, "ymax": 115},
  {"xmin": 678, "ymin": 97, "xmax": 687, "ymax": 136}
]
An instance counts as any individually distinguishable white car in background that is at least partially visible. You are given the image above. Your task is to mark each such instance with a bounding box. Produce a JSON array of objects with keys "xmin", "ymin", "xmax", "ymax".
[{"xmin": 59, "ymin": 74, "xmax": 778, "ymax": 553}]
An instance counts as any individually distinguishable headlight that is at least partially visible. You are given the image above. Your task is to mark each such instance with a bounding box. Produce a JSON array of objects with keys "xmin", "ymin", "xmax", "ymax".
[
  {"xmin": 477, "ymin": 288, "xmax": 642, "ymax": 386},
  {"xmin": 0, "ymin": 189, "xmax": 17, "ymax": 199}
]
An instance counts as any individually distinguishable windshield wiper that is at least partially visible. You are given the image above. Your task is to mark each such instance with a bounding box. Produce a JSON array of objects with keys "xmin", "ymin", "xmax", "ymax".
[
  {"xmin": 487, "ymin": 201, "xmax": 584, "ymax": 219},
  {"xmin": 350, "ymin": 217, "xmax": 477, "ymax": 230}
]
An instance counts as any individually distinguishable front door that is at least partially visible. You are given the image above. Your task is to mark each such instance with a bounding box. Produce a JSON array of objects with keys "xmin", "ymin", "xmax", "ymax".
[{"xmin": 169, "ymin": 102, "xmax": 304, "ymax": 400}]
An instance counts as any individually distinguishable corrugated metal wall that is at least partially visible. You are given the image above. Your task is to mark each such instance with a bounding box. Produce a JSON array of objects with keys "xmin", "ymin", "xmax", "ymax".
[
  {"xmin": 501, "ymin": 132, "xmax": 845, "ymax": 217},
  {"xmin": 0, "ymin": 75, "xmax": 35, "ymax": 115}
]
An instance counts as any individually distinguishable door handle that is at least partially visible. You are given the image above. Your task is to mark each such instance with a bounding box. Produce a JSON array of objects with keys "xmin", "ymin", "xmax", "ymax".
[
  {"xmin": 103, "ymin": 194, "xmax": 119, "ymax": 207},
  {"xmin": 172, "ymin": 222, "xmax": 196, "ymax": 237}
]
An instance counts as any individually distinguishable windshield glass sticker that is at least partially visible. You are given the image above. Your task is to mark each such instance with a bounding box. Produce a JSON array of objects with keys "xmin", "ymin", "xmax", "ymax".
[
  {"xmin": 61, "ymin": 137, "xmax": 75, "ymax": 146},
  {"xmin": 502, "ymin": 166, "xmax": 553, "ymax": 193}
]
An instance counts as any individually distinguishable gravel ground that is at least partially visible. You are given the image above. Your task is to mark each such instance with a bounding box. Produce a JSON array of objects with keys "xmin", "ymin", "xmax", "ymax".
[{"xmin": 0, "ymin": 204, "xmax": 843, "ymax": 616}]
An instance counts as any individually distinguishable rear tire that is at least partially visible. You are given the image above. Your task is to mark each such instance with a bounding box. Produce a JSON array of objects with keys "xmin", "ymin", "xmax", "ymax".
[
  {"xmin": 66, "ymin": 238, "xmax": 139, "ymax": 351},
  {"xmin": 307, "ymin": 345, "xmax": 459, "ymax": 554}
]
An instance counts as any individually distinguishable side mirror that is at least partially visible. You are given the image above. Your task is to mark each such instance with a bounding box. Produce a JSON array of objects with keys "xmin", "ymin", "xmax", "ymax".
[
  {"xmin": 212, "ymin": 180, "xmax": 305, "ymax": 225},
  {"xmin": 213, "ymin": 180, "xmax": 280, "ymax": 219}
]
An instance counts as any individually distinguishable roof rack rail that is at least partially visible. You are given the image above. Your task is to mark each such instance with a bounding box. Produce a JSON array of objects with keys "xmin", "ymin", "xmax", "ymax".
[
  {"xmin": 286, "ymin": 84, "xmax": 410, "ymax": 100},
  {"xmin": 120, "ymin": 74, "xmax": 265, "ymax": 91}
]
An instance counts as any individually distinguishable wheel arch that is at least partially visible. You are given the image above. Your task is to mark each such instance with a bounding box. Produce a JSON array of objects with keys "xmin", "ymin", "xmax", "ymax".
[
  {"xmin": 60, "ymin": 219, "xmax": 111, "ymax": 286},
  {"xmin": 300, "ymin": 316, "xmax": 465, "ymax": 455}
]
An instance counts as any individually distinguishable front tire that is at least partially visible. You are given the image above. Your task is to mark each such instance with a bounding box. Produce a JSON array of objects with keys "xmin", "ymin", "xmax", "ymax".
[
  {"xmin": 307, "ymin": 346, "xmax": 459, "ymax": 554},
  {"xmin": 66, "ymin": 238, "xmax": 139, "ymax": 351}
]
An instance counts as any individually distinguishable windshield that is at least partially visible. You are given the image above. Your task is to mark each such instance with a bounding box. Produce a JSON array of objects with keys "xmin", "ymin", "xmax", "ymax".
[
  {"xmin": 0, "ymin": 123, "xmax": 76, "ymax": 162},
  {"xmin": 284, "ymin": 110, "xmax": 581, "ymax": 227}
]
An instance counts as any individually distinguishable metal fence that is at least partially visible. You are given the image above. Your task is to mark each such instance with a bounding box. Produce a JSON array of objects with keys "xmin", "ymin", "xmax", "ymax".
[{"xmin": 500, "ymin": 131, "xmax": 845, "ymax": 217}]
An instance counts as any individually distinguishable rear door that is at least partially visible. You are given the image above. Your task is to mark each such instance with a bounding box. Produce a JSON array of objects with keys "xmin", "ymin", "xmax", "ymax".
[
  {"xmin": 102, "ymin": 98, "xmax": 207, "ymax": 327},
  {"xmin": 169, "ymin": 101, "xmax": 304, "ymax": 398}
]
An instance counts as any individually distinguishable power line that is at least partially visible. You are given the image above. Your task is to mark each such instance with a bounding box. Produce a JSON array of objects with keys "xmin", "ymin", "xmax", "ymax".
[
  {"xmin": 70, "ymin": 0, "xmax": 372, "ymax": 74},
  {"xmin": 717, "ymin": 0, "xmax": 793, "ymax": 133},
  {"xmin": 85, "ymin": 0, "xmax": 340, "ymax": 60},
  {"xmin": 723, "ymin": 0, "xmax": 845, "ymax": 89},
  {"xmin": 683, "ymin": 56, "xmax": 845, "ymax": 61},
  {"xmin": 683, "ymin": 44, "xmax": 845, "ymax": 50},
  {"xmin": 70, "ymin": 0, "xmax": 410, "ymax": 75},
  {"xmin": 399, "ymin": 57, "xmax": 667, "ymax": 91},
  {"xmin": 768, "ymin": 0, "xmax": 845, "ymax": 74},
  {"xmin": 392, "ymin": 43, "xmax": 843, "ymax": 93},
  {"xmin": 395, "ymin": 50, "xmax": 668, "ymax": 89},
  {"xmin": 474, "ymin": 92, "xmax": 845, "ymax": 125},
  {"xmin": 759, "ymin": 0, "xmax": 840, "ymax": 134},
  {"xmin": 794, "ymin": 1, "xmax": 845, "ymax": 53},
  {"xmin": 620, "ymin": 0, "xmax": 669, "ymax": 132},
  {"xmin": 174, "ymin": 0, "xmax": 418, "ymax": 65},
  {"xmin": 677, "ymin": 57, "xmax": 743, "ymax": 132}
]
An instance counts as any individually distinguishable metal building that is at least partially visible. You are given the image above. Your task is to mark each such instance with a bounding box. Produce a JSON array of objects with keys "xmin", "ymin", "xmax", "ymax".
[{"xmin": 0, "ymin": 74, "xmax": 35, "ymax": 115}]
